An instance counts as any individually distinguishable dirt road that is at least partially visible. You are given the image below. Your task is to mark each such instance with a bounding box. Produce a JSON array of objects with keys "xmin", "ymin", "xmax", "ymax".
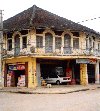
[{"xmin": 0, "ymin": 89, "xmax": 100, "ymax": 111}]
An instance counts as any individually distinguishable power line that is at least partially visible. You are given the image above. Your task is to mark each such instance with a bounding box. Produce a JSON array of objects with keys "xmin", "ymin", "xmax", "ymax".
[{"xmin": 77, "ymin": 16, "xmax": 100, "ymax": 23}]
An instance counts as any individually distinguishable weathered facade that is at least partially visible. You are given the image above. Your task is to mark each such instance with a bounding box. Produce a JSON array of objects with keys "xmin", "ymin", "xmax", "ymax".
[{"xmin": 2, "ymin": 5, "xmax": 100, "ymax": 88}]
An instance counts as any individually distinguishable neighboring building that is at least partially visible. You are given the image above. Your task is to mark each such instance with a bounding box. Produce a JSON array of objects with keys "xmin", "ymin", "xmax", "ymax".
[{"xmin": 2, "ymin": 5, "xmax": 100, "ymax": 88}]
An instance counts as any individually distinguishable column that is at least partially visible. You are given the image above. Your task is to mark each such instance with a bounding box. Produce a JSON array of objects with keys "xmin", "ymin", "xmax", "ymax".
[
  {"xmin": 28, "ymin": 58, "xmax": 37, "ymax": 88},
  {"xmin": 1, "ymin": 61, "xmax": 5, "ymax": 87},
  {"xmin": 95, "ymin": 60, "xmax": 99, "ymax": 84},
  {"xmin": 80, "ymin": 64, "xmax": 88, "ymax": 85},
  {"xmin": 36, "ymin": 63, "xmax": 41, "ymax": 86},
  {"xmin": 33, "ymin": 58, "xmax": 37, "ymax": 87},
  {"xmin": 28, "ymin": 60, "xmax": 34, "ymax": 88}
]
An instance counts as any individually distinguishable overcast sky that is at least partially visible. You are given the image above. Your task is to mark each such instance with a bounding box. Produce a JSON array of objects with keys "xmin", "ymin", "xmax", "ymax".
[{"xmin": 1, "ymin": 0, "xmax": 100, "ymax": 32}]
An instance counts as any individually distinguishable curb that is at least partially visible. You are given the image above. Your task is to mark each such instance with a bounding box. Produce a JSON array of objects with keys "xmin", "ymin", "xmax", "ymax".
[
  {"xmin": 0, "ymin": 86, "xmax": 99, "ymax": 94},
  {"xmin": 0, "ymin": 88, "xmax": 90, "ymax": 94}
]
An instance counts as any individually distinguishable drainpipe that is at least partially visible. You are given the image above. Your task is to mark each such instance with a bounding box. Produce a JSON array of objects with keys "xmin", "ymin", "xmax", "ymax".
[{"xmin": 0, "ymin": 10, "xmax": 3, "ymax": 86}]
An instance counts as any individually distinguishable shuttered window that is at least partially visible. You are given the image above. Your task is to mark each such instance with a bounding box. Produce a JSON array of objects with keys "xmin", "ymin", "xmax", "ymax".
[
  {"xmin": 36, "ymin": 36, "xmax": 43, "ymax": 48},
  {"xmin": 55, "ymin": 37, "xmax": 61, "ymax": 49},
  {"xmin": 64, "ymin": 34, "xmax": 71, "ymax": 48},
  {"xmin": 45, "ymin": 33, "xmax": 53, "ymax": 53},
  {"xmin": 7, "ymin": 39, "xmax": 12, "ymax": 51},
  {"xmin": 22, "ymin": 36, "xmax": 27, "ymax": 49},
  {"xmin": 73, "ymin": 38, "xmax": 79, "ymax": 49}
]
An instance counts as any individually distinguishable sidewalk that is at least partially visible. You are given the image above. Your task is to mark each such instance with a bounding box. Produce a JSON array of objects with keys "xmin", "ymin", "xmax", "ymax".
[{"xmin": 0, "ymin": 84, "xmax": 100, "ymax": 94}]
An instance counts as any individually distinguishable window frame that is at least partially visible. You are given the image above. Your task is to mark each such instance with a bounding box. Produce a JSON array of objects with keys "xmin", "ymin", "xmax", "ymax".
[
  {"xmin": 36, "ymin": 35, "xmax": 43, "ymax": 48},
  {"xmin": 7, "ymin": 38, "xmax": 12, "ymax": 51},
  {"xmin": 73, "ymin": 37, "xmax": 79, "ymax": 49},
  {"xmin": 55, "ymin": 37, "xmax": 61, "ymax": 49},
  {"xmin": 64, "ymin": 34, "xmax": 71, "ymax": 48},
  {"xmin": 22, "ymin": 36, "xmax": 27, "ymax": 49}
]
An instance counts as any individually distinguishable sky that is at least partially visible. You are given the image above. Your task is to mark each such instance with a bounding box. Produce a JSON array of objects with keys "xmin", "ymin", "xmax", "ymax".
[{"xmin": 0, "ymin": 0, "xmax": 100, "ymax": 32}]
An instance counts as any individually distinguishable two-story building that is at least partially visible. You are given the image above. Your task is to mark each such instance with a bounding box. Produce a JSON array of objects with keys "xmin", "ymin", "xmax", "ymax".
[{"xmin": 2, "ymin": 5, "xmax": 100, "ymax": 88}]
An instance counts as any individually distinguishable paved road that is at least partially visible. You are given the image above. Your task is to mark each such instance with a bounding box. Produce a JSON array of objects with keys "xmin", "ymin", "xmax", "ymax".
[{"xmin": 0, "ymin": 89, "xmax": 100, "ymax": 111}]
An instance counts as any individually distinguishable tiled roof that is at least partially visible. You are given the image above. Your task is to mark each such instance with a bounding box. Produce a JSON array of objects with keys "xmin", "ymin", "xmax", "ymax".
[{"xmin": 3, "ymin": 5, "xmax": 100, "ymax": 36}]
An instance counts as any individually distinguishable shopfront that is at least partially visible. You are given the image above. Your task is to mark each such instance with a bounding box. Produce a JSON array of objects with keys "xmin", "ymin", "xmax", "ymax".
[
  {"xmin": 76, "ymin": 58, "xmax": 97, "ymax": 85},
  {"xmin": 36, "ymin": 59, "xmax": 80, "ymax": 85},
  {"xmin": 4, "ymin": 62, "xmax": 28, "ymax": 87}
]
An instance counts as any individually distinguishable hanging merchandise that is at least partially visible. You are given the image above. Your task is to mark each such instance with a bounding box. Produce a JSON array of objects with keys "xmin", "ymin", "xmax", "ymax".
[
  {"xmin": 7, "ymin": 71, "xmax": 15, "ymax": 87},
  {"xmin": 17, "ymin": 75, "xmax": 25, "ymax": 87}
]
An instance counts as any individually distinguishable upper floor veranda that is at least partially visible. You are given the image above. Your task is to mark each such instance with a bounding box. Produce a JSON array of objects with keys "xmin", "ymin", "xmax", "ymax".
[{"xmin": 2, "ymin": 28, "xmax": 100, "ymax": 59}]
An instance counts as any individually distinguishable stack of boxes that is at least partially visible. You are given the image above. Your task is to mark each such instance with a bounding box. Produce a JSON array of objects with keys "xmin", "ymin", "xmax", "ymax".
[
  {"xmin": 17, "ymin": 75, "xmax": 25, "ymax": 87},
  {"xmin": 7, "ymin": 73, "xmax": 15, "ymax": 87}
]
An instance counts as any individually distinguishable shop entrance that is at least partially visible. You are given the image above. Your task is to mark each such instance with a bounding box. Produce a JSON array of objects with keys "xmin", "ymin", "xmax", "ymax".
[
  {"xmin": 14, "ymin": 70, "xmax": 25, "ymax": 87},
  {"xmin": 73, "ymin": 63, "xmax": 80, "ymax": 84},
  {"xmin": 5, "ymin": 63, "xmax": 28, "ymax": 87},
  {"xmin": 87, "ymin": 64, "xmax": 95, "ymax": 83},
  {"xmin": 37, "ymin": 59, "xmax": 80, "ymax": 86}
]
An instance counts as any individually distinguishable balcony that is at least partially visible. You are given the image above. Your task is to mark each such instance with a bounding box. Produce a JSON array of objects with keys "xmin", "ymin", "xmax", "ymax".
[{"xmin": 2, "ymin": 47, "xmax": 100, "ymax": 58}]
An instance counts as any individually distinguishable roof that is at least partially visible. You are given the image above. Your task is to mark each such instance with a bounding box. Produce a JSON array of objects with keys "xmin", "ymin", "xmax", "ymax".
[{"xmin": 3, "ymin": 5, "xmax": 100, "ymax": 36}]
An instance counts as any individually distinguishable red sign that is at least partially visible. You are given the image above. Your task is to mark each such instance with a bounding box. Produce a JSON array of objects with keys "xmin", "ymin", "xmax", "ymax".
[{"xmin": 17, "ymin": 65, "xmax": 25, "ymax": 70}]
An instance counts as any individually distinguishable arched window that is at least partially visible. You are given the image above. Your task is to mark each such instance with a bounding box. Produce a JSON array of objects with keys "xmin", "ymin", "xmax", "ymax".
[
  {"xmin": 64, "ymin": 34, "xmax": 71, "ymax": 48},
  {"xmin": 64, "ymin": 34, "xmax": 71, "ymax": 54},
  {"xmin": 14, "ymin": 34, "xmax": 20, "ymax": 55},
  {"xmin": 45, "ymin": 33, "xmax": 53, "ymax": 53}
]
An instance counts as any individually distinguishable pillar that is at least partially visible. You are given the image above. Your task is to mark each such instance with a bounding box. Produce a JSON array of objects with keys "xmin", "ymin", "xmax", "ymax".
[
  {"xmin": 28, "ymin": 61, "xmax": 34, "ymax": 88},
  {"xmin": 95, "ymin": 60, "xmax": 99, "ymax": 84},
  {"xmin": 33, "ymin": 58, "xmax": 37, "ymax": 87},
  {"xmin": 80, "ymin": 64, "xmax": 88, "ymax": 85},
  {"xmin": 36, "ymin": 63, "xmax": 41, "ymax": 86},
  {"xmin": 1, "ymin": 61, "xmax": 5, "ymax": 87},
  {"xmin": 28, "ymin": 58, "xmax": 37, "ymax": 88}
]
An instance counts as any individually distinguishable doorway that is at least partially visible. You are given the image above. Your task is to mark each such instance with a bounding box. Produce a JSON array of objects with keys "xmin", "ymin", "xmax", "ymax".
[{"xmin": 87, "ymin": 64, "xmax": 95, "ymax": 83}]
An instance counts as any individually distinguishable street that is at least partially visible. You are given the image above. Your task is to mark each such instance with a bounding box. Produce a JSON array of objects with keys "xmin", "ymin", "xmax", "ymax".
[{"xmin": 0, "ymin": 89, "xmax": 100, "ymax": 111}]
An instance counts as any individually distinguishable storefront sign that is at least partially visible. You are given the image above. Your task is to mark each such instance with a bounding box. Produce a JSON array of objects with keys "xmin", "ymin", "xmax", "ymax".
[
  {"xmin": 9, "ymin": 65, "xmax": 25, "ymax": 70},
  {"xmin": 9, "ymin": 65, "xmax": 17, "ymax": 70},
  {"xmin": 76, "ymin": 59, "xmax": 97, "ymax": 64},
  {"xmin": 17, "ymin": 65, "xmax": 25, "ymax": 70}
]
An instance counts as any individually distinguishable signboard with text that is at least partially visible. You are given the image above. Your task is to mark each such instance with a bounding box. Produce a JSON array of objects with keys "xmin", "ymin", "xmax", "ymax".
[
  {"xmin": 9, "ymin": 65, "xmax": 25, "ymax": 70},
  {"xmin": 76, "ymin": 59, "xmax": 97, "ymax": 64}
]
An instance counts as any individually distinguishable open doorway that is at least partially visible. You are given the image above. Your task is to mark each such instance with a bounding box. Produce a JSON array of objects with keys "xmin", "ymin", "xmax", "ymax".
[
  {"xmin": 6, "ymin": 63, "xmax": 28, "ymax": 87},
  {"xmin": 14, "ymin": 70, "xmax": 25, "ymax": 87},
  {"xmin": 87, "ymin": 64, "xmax": 95, "ymax": 83}
]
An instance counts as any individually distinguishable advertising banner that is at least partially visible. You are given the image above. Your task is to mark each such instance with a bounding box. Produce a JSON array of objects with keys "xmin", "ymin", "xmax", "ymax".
[{"xmin": 76, "ymin": 59, "xmax": 97, "ymax": 64}]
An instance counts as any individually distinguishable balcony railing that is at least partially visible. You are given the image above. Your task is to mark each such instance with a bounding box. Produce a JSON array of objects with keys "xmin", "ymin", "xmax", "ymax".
[
  {"xmin": 3, "ymin": 47, "xmax": 100, "ymax": 58},
  {"xmin": 63, "ymin": 47, "xmax": 72, "ymax": 54}
]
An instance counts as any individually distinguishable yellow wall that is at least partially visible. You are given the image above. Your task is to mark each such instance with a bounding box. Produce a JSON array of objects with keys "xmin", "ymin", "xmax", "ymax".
[
  {"xmin": 3, "ymin": 57, "xmax": 37, "ymax": 88},
  {"xmin": 80, "ymin": 64, "xmax": 88, "ymax": 85}
]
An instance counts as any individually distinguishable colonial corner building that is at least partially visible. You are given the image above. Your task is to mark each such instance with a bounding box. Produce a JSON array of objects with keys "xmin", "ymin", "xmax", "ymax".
[{"xmin": 2, "ymin": 5, "xmax": 100, "ymax": 88}]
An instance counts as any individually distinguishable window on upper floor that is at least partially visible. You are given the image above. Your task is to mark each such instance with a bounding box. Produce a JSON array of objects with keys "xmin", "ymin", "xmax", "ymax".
[
  {"xmin": 64, "ymin": 34, "xmax": 71, "ymax": 48},
  {"xmin": 36, "ymin": 36, "xmax": 43, "ymax": 48},
  {"xmin": 89, "ymin": 37, "xmax": 92, "ymax": 48},
  {"xmin": 45, "ymin": 33, "xmax": 53, "ymax": 53},
  {"xmin": 7, "ymin": 39, "xmax": 12, "ymax": 51},
  {"xmin": 73, "ymin": 38, "xmax": 79, "ymax": 49},
  {"xmin": 93, "ymin": 41, "xmax": 95, "ymax": 49},
  {"xmin": 86, "ymin": 38, "xmax": 89, "ymax": 49},
  {"xmin": 22, "ymin": 36, "xmax": 27, "ymax": 49},
  {"xmin": 55, "ymin": 37, "xmax": 61, "ymax": 49},
  {"xmin": 98, "ymin": 43, "xmax": 100, "ymax": 50}
]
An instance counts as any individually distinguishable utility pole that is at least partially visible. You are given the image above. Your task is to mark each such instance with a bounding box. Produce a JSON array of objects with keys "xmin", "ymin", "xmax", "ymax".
[{"xmin": 0, "ymin": 10, "xmax": 3, "ymax": 86}]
